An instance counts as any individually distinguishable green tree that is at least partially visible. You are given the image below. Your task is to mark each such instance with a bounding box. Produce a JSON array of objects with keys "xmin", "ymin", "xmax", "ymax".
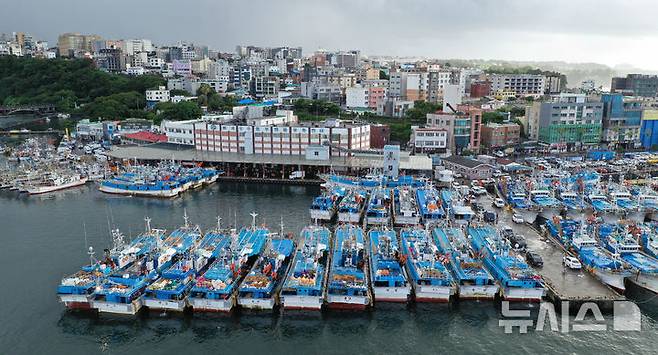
[{"xmin": 155, "ymin": 101, "xmax": 202, "ymax": 124}]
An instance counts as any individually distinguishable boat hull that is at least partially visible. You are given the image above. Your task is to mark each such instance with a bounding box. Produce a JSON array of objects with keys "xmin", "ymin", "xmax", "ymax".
[
  {"xmin": 413, "ymin": 284, "xmax": 455, "ymax": 302},
  {"xmin": 310, "ymin": 209, "xmax": 333, "ymax": 221},
  {"xmin": 592, "ymin": 268, "xmax": 631, "ymax": 292},
  {"xmin": 394, "ymin": 215, "xmax": 420, "ymax": 226},
  {"xmin": 372, "ymin": 286, "xmax": 411, "ymax": 303},
  {"xmin": 92, "ymin": 299, "xmax": 143, "ymax": 315},
  {"xmin": 502, "ymin": 287, "xmax": 545, "ymax": 302},
  {"xmin": 143, "ymin": 298, "xmax": 187, "ymax": 312},
  {"xmin": 628, "ymin": 273, "xmax": 658, "ymax": 294},
  {"xmin": 27, "ymin": 178, "xmax": 88, "ymax": 195},
  {"xmin": 366, "ymin": 216, "xmax": 389, "ymax": 225},
  {"xmin": 58, "ymin": 294, "xmax": 93, "ymax": 309},
  {"xmin": 99, "ymin": 184, "xmax": 181, "ymax": 198},
  {"xmin": 189, "ymin": 296, "xmax": 234, "ymax": 312},
  {"xmin": 458, "ymin": 284, "xmax": 499, "ymax": 300},
  {"xmin": 238, "ymin": 297, "xmax": 276, "ymax": 310},
  {"xmin": 326, "ymin": 294, "xmax": 369, "ymax": 310},
  {"xmin": 338, "ymin": 212, "xmax": 361, "ymax": 223},
  {"xmin": 281, "ymin": 295, "xmax": 324, "ymax": 310}
]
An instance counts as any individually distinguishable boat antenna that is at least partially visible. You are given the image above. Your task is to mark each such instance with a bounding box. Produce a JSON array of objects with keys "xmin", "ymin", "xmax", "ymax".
[
  {"xmin": 280, "ymin": 216, "xmax": 284, "ymax": 237},
  {"xmin": 235, "ymin": 210, "xmax": 238, "ymax": 230},
  {"xmin": 183, "ymin": 208, "xmax": 189, "ymax": 228},
  {"xmin": 217, "ymin": 216, "xmax": 222, "ymax": 231},
  {"xmin": 250, "ymin": 212, "xmax": 258, "ymax": 229},
  {"xmin": 145, "ymin": 216, "xmax": 152, "ymax": 232}
]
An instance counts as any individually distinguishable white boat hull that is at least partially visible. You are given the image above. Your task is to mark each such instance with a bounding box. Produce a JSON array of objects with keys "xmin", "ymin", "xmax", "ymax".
[
  {"xmin": 237, "ymin": 297, "xmax": 276, "ymax": 310},
  {"xmin": 592, "ymin": 269, "xmax": 631, "ymax": 292},
  {"xmin": 58, "ymin": 294, "xmax": 93, "ymax": 309},
  {"xmin": 326, "ymin": 294, "xmax": 369, "ymax": 309},
  {"xmin": 27, "ymin": 177, "xmax": 88, "ymax": 195},
  {"xmin": 502, "ymin": 287, "xmax": 545, "ymax": 302},
  {"xmin": 98, "ymin": 184, "xmax": 181, "ymax": 198},
  {"xmin": 458, "ymin": 284, "xmax": 499, "ymax": 300},
  {"xmin": 338, "ymin": 212, "xmax": 361, "ymax": 223},
  {"xmin": 281, "ymin": 295, "xmax": 324, "ymax": 310},
  {"xmin": 143, "ymin": 298, "xmax": 187, "ymax": 312},
  {"xmin": 414, "ymin": 284, "xmax": 455, "ymax": 302},
  {"xmin": 310, "ymin": 209, "xmax": 333, "ymax": 221},
  {"xmin": 394, "ymin": 215, "xmax": 420, "ymax": 226},
  {"xmin": 372, "ymin": 286, "xmax": 411, "ymax": 303},
  {"xmin": 366, "ymin": 216, "xmax": 390, "ymax": 225},
  {"xmin": 189, "ymin": 296, "xmax": 234, "ymax": 312},
  {"xmin": 92, "ymin": 298, "xmax": 143, "ymax": 315}
]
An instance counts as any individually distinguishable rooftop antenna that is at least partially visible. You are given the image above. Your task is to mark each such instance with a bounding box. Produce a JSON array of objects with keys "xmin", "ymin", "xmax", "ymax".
[{"xmin": 250, "ymin": 212, "xmax": 258, "ymax": 229}]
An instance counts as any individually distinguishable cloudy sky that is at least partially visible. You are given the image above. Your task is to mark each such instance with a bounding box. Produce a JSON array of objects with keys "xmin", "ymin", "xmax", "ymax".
[{"xmin": 1, "ymin": 0, "xmax": 657, "ymax": 69}]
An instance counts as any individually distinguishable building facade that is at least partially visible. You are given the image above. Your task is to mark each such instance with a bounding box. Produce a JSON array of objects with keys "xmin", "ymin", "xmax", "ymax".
[
  {"xmin": 611, "ymin": 74, "xmax": 658, "ymax": 97},
  {"xmin": 601, "ymin": 93, "xmax": 642, "ymax": 148},
  {"xmin": 489, "ymin": 74, "xmax": 545, "ymax": 98},
  {"xmin": 481, "ymin": 122, "xmax": 521, "ymax": 148}
]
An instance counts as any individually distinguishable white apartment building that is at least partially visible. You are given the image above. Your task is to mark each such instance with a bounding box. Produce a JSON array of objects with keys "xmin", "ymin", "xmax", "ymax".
[
  {"xmin": 147, "ymin": 57, "xmax": 165, "ymax": 69},
  {"xmin": 146, "ymin": 86, "xmax": 170, "ymax": 103},
  {"xmin": 162, "ymin": 119, "xmax": 201, "ymax": 145},
  {"xmin": 410, "ymin": 126, "xmax": 449, "ymax": 153},
  {"xmin": 346, "ymin": 85, "xmax": 369, "ymax": 108},
  {"xmin": 489, "ymin": 74, "xmax": 546, "ymax": 97}
]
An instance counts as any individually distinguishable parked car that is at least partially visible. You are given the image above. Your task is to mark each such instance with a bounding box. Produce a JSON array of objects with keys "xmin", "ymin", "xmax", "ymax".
[
  {"xmin": 471, "ymin": 186, "xmax": 487, "ymax": 196},
  {"xmin": 563, "ymin": 255, "xmax": 582, "ymax": 269},
  {"xmin": 493, "ymin": 198, "xmax": 505, "ymax": 208},
  {"xmin": 526, "ymin": 252, "xmax": 544, "ymax": 267},
  {"xmin": 501, "ymin": 226, "xmax": 514, "ymax": 238},
  {"xmin": 484, "ymin": 211, "xmax": 497, "ymax": 223},
  {"xmin": 512, "ymin": 213, "xmax": 524, "ymax": 224},
  {"xmin": 509, "ymin": 234, "xmax": 527, "ymax": 250},
  {"xmin": 472, "ymin": 203, "xmax": 485, "ymax": 213}
]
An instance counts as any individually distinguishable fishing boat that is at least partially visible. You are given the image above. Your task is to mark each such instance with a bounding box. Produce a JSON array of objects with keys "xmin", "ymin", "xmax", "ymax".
[
  {"xmin": 392, "ymin": 187, "xmax": 420, "ymax": 226},
  {"xmin": 189, "ymin": 226, "xmax": 268, "ymax": 312},
  {"xmin": 281, "ymin": 225, "xmax": 331, "ymax": 310},
  {"xmin": 142, "ymin": 222, "xmax": 207, "ymax": 312},
  {"xmin": 433, "ymin": 228, "xmax": 498, "ymax": 300},
  {"xmin": 57, "ymin": 229, "xmax": 136, "ymax": 310},
  {"xmin": 502, "ymin": 179, "xmax": 539, "ymax": 224},
  {"xmin": 337, "ymin": 189, "xmax": 367, "ymax": 223},
  {"xmin": 585, "ymin": 189, "xmax": 619, "ymax": 223},
  {"xmin": 528, "ymin": 183, "xmax": 562, "ymax": 220},
  {"xmin": 366, "ymin": 188, "xmax": 391, "ymax": 225},
  {"xmin": 400, "ymin": 228, "xmax": 455, "ymax": 302},
  {"xmin": 558, "ymin": 191, "xmax": 587, "ymax": 223},
  {"xmin": 440, "ymin": 189, "xmax": 475, "ymax": 226},
  {"xmin": 368, "ymin": 228, "xmax": 411, "ymax": 302},
  {"xmin": 570, "ymin": 225, "xmax": 634, "ymax": 292},
  {"xmin": 309, "ymin": 187, "xmax": 345, "ymax": 221},
  {"xmin": 99, "ymin": 173, "xmax": 184, "ymax": 198},
  {"xmin": 640, "ymin": 224, "xmax": 658, "ymax": 259},
  {"xmin": 327, "ymin": 225, "xmax": 371, "ymax": 309},
  {"xmin": 416, "ymin": 186, "xmax": 445, "ymax": 225},
  {"xmin": 599, "ymin": 224, "xmax": 658, "ymax": 294},
  {"xmin": 91, "ymin": 222, "xmax": 167, "ymax": 315},
  {"xmin": 637, "ymin": 189, "xmax": 658, "ymax": 222},
  {"xmin": 237, "ymin": 232, "xmax": 295, "ymax": 310},
  {"xmin": 25, "ymin": 173, "xmax": 88, "ymax": 194},
  {"xmin": 608, "ymin": 184, "xmax": 645, "ymax": 223},
  {"xmin": 469, "ymin": 227, "xmax": 545, "ymax": 301}
]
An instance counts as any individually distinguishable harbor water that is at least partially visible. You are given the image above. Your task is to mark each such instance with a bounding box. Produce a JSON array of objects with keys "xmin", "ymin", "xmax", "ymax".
[{"xmin": 1, "ymin": 182, "xmax": 658, "ymax": 354}]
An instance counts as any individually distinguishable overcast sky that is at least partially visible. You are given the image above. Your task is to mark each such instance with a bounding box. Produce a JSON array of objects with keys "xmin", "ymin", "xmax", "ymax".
[{"xmin": 1, "ymin": 0, "xmax": 657, "ymax": 70}]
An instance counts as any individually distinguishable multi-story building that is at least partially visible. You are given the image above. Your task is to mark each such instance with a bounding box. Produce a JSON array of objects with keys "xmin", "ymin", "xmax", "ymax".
[
  {"xmin": 481, "ymin": 122, "xmax": 521, "ymax": 148},
  {"xmin": 251, "ymin": 76, "xmax": 280, "ymax": 99},
  {"xmin": 193, "ymin": 119, "xmax": 370, "ymax": 157},
  {"xmin": 489, "ymin": 74, "xmax": 545, "ymax": 98},
  {"xmin": 427, "ymin": 70, "xmax": 452, "ymax": 103},
  {"xmin": 410, "ymin": 126, "xmax": 449, "ymax": 153},
  {"xmin": 95, "ymin": 48, "xmax": 126, "ymax": 72},
  {"xmin": 145, "ymin": 86, "xmax": 171, "ymax": 108},
  {"xmin": 527, "ymin": 94, "xmax": 603, "ymax": 149},
  {"xmin": 370, "ymin": 124, "xmax": 391, "ymax": 148},
  {"xmin": 470, "ymin": 81, "xmax": 491, "ymax": 98},
  {"xmin": 611, "ymin": 74, "xmax": 658, "ymax": 97},
  {"xmin": 377, "ymin": 98, "xmax": 414, "ymax": 118},
  {"xmin": 600, "ymin": 93, "xmax": 642, "ymax": 148},
  {"xmin": 300, "ymin": 80, "xmax": 342, "ymax": 103},
  {"xmin": 425, "ymin": 105, "xmax": 481, "ymax": 154},
  {"xmin": 162, "ymin": 119, "xmax": 201, "ymax": 145},
  {"xmin": 57, "ymin": 32, "xmax": 101, "ymax": 57},
  {"xmin": 346, "ymin": 84, "xmax": 388, "ymax": 110}
]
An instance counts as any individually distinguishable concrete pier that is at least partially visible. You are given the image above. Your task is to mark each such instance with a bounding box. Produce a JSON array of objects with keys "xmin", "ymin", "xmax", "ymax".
[{"xmin": 476, "ymin": 192, "xmax": 623, "ymax": 311}]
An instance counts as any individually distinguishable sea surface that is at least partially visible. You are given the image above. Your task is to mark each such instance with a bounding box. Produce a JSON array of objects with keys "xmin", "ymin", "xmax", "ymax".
[{"xmin": 1, "ymin": 180, "xmax": 657, "ymax": 354}]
